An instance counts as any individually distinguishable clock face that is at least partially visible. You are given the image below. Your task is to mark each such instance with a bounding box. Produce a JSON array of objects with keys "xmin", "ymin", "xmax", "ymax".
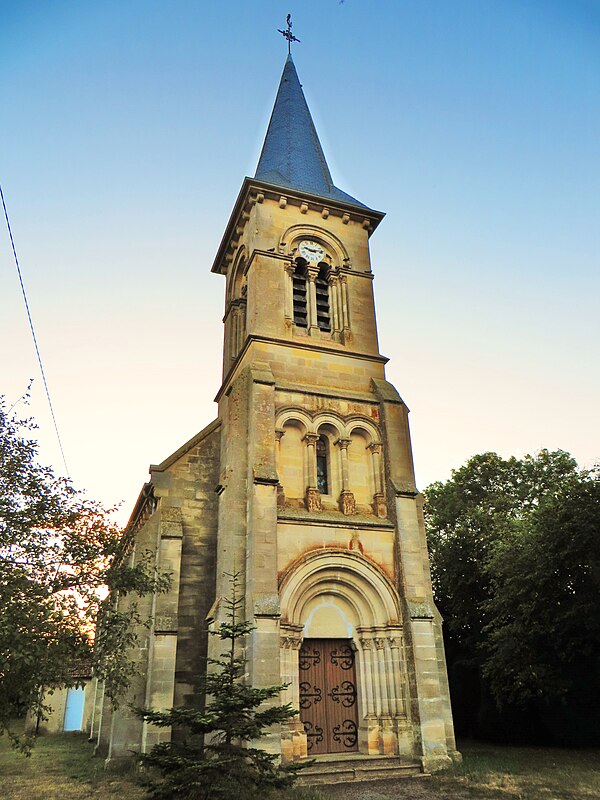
[{"xmin": 298, "ymin": 240, "xmax": 326, "ymax": 263}]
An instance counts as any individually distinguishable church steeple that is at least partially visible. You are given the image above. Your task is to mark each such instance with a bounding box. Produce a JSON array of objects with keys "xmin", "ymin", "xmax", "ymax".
[{"xmin": 255, "ymin": 55, "xmax": 367, "ymax": 209}]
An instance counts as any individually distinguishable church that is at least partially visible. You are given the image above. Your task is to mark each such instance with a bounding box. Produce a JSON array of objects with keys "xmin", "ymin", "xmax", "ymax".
[{"xmin": 89, "ymin": 49, "xmax": 459, "ymax": 778}]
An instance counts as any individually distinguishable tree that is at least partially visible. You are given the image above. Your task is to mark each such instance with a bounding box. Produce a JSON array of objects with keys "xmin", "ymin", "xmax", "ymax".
[
  {"xmin": 482, "ymin": 476, "xmax": 600, "ymax": 743},
  {"xmin": 424, "ymin": 450, "xmax": 600, "ymax": 744},
  {"xmin": 138, "ymin": 572, "xmax": 304, "ymax": 800},
  {"xmin": 0, "ymin": 392, "xmax": 168, "ymax": 750}
]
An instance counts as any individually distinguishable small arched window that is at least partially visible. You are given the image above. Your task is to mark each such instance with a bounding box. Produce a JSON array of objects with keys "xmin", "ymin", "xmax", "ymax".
[
  {"xmin": 292, "ymin": 259, "xmax": 308, "ymax": 327},
  {"xmin": 316, "ymin": 435, "xmax": 329, "ymax": 495},
  {"xmin": 315, "ymin": 263, "xmax": 331, "ymax": 332}
]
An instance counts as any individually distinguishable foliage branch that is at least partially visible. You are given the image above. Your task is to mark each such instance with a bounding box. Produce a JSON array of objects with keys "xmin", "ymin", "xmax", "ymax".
[
  {"xmin": 424, "ymin": 449, "xmax": 600, "ymax": 744},
  {"xmin": 138, "ymin": 571, "xmax": 304, "ymax": 800},
  {"xmin": 0, "ymin": 390, "xmax": 169, "ymax": 751}
]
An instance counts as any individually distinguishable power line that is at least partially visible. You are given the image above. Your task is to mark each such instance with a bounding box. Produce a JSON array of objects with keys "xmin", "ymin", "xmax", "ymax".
[{"xmin": 1, "ymin": 183, "xmax": 70, "ymax": 477}]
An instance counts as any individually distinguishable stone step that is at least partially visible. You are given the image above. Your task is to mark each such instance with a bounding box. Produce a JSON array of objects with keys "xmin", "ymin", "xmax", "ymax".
[{"xmin": 297, "ymin": 755, "xmax": 424, "ymax": 785}]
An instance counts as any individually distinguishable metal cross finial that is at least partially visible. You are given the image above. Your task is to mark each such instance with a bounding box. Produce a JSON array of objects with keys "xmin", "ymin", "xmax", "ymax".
[{"xmin": 278, "ymin": 13, "xmax": 301, "ymax": 55}]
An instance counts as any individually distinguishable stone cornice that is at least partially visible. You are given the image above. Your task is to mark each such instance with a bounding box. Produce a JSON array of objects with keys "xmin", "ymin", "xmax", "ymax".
[
  {"xmin": 275, "ymin": 379, "xmax": 377, "ymax": 405},
  {"xmin": 215, "ymin": 334, "xmax": 388, "ymax": 403},
  {"xmin": 277, "ymin": 509, "xmax": 394, "ymax": 530},
  {"xmin": 211, "ymin": 177, "xmax": 385, "ymax": 275}
]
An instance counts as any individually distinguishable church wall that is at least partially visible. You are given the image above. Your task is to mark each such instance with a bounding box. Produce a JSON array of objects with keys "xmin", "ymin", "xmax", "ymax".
[
  {"xmin": 230, "ymin": 198, "xmax": 381, "ymax": 358},
  {"xmin": 151, "ymin": 425, "xmax": 221, "ymax": 715},
  {"xmin": 101, "ymin": 424, "xmax": 221, "ymax": 763},
  {"xmin": 99, "ymin": 512, "xmax": 159, "ymax": 760},
  {"xmin": 243, "ymin": 340, "xmax": 386, "ymax": 395},
  {"xmin": 277, "ymin": 520, "xmax": 395, "ymax": 581}
]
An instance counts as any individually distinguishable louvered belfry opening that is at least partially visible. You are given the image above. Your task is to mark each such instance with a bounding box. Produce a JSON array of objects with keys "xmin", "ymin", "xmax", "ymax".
[
  {"xmin": 316, "ymin": 263, "xmax": 331, "ymax": 332},
  {"xmin": 293, "ymin": 259, "xmax": 309, "ymax": 327}
]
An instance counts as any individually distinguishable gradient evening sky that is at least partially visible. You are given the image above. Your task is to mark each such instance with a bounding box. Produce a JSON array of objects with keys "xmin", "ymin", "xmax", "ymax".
[{"xmin": 2, "ymin": 1, "xmax": 599, "ymax": 523}]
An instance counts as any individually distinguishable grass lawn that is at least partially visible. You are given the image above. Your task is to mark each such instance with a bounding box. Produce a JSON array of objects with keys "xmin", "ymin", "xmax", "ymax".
[
  {"xmin": 0, "ymin": 732, "xmax": 146, "ymax": 800},
  {"xmin": 1, "ymin": 733, "xmax": 599, "ymax": 800}
]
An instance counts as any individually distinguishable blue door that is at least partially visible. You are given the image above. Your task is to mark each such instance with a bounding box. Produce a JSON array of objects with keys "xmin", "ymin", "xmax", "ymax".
[{"xmin": 63, "ymin": 686, "xmax": 85, "ymax": 731}]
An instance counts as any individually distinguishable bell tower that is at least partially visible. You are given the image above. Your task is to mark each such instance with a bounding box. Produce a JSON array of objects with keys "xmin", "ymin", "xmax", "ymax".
[
  {"xmin": 93, "ymin": 47, "xmax": 458, "ymax": 777},
  {"xmin": 210, "ymin": 53, "xmax": 459, "ymax": 771}
]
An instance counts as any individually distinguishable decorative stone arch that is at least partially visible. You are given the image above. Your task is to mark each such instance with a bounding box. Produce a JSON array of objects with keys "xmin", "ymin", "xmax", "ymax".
[
  {"xmin": 313, "ymin": 411, "xmax": 346, "ymax": 438},
  {"xmin": 279, "ymin": 224, "xmax": 350, "ymax": 268},
  {"xmin": 344, "ymin": 417, "xmax": 386, "ymax": 517},
  {"xmin": 345, "ymin": 415, "xmax": 381, "ymax": 445},
  {"xmin": 227, "ymin": 246, "xmax": 247, "ymax": 303},
  {"xmin": 275, "ymin": 407, "xmax": 313, "ymax": 434},
  {"xmin": 280, "ymin": 549, "xmax": 400, "ymax": 628},
  {"xmin": 225, "ymin": 247, "xmax": 248, "ymax": 362},
  {"xmin": 278, "ymin": 549, "xmax": 409, "ymax": 759},
  {"xmin": 275, "ymin": 409, "xmax": 312, "ymax": 508}
]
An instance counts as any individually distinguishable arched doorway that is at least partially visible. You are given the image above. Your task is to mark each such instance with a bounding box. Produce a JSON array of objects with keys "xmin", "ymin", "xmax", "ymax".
[{"xmin": 279, "ymin": 549, "xmax": 413, "ymax": 761}]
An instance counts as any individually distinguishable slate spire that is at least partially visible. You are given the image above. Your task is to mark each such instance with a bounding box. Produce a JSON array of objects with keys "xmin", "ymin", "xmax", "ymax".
[{"xmin": 255, "ymin": 55, "xmax": 366, "ymax": 209}]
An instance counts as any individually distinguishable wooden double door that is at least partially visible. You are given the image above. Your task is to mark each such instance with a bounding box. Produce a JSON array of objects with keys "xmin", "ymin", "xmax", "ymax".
[{"xmin": 299, "ymin": 638, "xmax": 359, "ymax": 754}]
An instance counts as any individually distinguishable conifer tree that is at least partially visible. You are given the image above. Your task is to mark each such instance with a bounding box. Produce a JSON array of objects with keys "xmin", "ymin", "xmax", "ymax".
[{"xmin": 138, "ymin": 572, "xmax": 304, "ymax": 800}]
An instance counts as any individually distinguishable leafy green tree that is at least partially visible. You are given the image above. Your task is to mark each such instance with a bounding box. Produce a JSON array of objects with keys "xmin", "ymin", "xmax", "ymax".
[
  {"xmin": 0, "ymin": 392, "xmax": 168, "ymax": 750},
  {"xmin": 482, "ymin": 476, "xmax": 600, "ymax": 742},
  {"xmin": 138, "ymin": 572, "xmax": 303, "ymax": 800},
  {"xmin": 424, "ymin": 450, "xmax": 599, "ymax": 743}
]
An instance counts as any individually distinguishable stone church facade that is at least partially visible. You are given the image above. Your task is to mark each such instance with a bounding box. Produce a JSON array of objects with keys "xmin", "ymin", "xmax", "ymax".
[{"xmin": 89, "ymin": 55, "xmax": 458, "ymax": 774}]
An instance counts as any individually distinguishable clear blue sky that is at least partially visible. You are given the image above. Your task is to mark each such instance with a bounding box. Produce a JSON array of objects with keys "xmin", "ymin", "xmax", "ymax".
[{"xmin": 2, "ymin": 1, "xmax": 599, "ymax": 520}]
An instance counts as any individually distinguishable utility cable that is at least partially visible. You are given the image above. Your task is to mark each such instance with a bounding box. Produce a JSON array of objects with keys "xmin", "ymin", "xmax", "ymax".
[{"xmin": 1, "ymin": 183, "xmax": 70, "ymax": 477}]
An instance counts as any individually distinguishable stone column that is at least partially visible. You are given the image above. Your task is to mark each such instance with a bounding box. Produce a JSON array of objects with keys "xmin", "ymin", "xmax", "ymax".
[
  {"xmin": 387, "ymin": 631, "xmax": 405, "ymax": 717},
  {"xmin": 231, "ymin": 307, "xmax": 239, "ymax": 360},
  {"xmin": 336, "ymin": 437, "xmax": 355, "ymax": 515},
  {"xmin": 303, "ymin": 433, "xmax": 321, "ymax": 511},
  {"xmin": 275, "ymin": 428, "xmax": 286, "ymax": 509},
  {"xmin": 375, "ymin": 636, "xmax": 397, "ymax": 755},
  {"xmin": 340, "ymin": 274, "xmax": 350, "ymax": 334},
  {"xmin": 279, "ymin": 624, "xmax": 306, "ymax": 762},
  {"xmin": 358, "ymin": 633, "xmax": 379, "ymax": 755},
  {"xmin": 239, "ymin": 299, "xmax": 247, "ymax": 350},
  {"xmin": 388, "ymin": 630, "xmax": 413, "ymax": 757},
  {"xmin": 330, "ymin": 275, "xmax": 340, "ymax": 334},
  {"xmin": 369, "ymin": 443, "xmax": 387, "ymax": 518}
]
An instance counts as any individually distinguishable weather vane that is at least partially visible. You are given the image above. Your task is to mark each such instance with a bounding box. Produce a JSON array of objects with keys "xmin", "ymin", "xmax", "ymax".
[{"xmin": 278, "ymin": 14, "xmax": 300, "ymax": 55}]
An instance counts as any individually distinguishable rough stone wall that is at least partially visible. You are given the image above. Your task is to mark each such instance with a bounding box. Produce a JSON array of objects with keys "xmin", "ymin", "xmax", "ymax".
[
  {"xmin": 100, "ymin": 421, "xmax": 221, "ymax": 763},
  {"xmin": 172, "ymin": 428, "xmax": 221, "ymax": 711}
]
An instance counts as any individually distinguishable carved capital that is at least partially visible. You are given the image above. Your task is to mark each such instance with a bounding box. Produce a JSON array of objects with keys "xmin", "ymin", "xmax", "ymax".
[
  {"xmin": 374, "ymin": 638, "xmax": 386, "ymax": 650},
  {"xmin": 277, "ymin": 483, "xmax": 286, "ymax": 510},
  {"xmin": 275, "ymin": 429, "xmax": 286, "ymax": 442},
  {"xmin": 303, "ymin": 433, "xmax": 319, "ymax": 446},
  {"xmin": 339, "ymin": 489, "xmax": 356, "ymax": 516},
  {"xmin": 373, "ymin": 492, "xmax": 387, "ymax": 519},
  {"xmin": 360, "ymin": 638, "xmax": 373, "ymax": 651},
  {"xmin": 335, "ymin": 437, "xmax": 352, "ymax": 451},
  {"xmin": 368, "ymin": 442, "xmax": 383, "ymax": 455},
  {"xmin": 305, "ymin": 487, "xmax": 322, "ymax": 512},
  {"xmin": 281, "ymin": 635, "xmax": 302, "ymax": 650}
]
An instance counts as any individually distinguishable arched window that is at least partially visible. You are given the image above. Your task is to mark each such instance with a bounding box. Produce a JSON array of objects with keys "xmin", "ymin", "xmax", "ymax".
[
  {"xmin": 292, "ymin": 259, "xmax": 308, "ymax": 327},
  {"xmin": 315, "ymin": 263, "xmax": 331, "ymax": 332},
  {"xmin": 316, "ymin": 435, "xmax": 329, "ymax": 494}
]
